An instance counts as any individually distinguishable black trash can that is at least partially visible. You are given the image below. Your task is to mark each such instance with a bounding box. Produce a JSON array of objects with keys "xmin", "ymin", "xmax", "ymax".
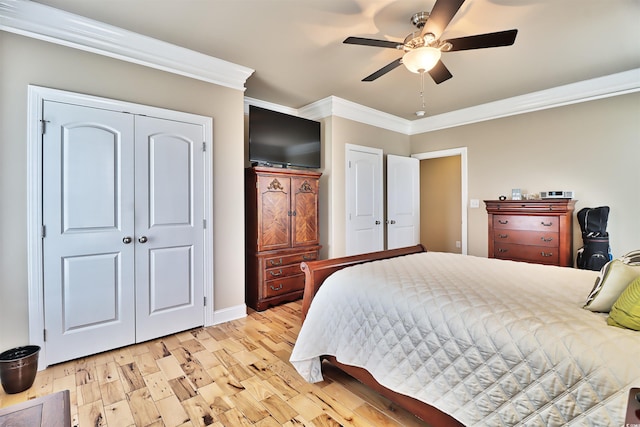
[{"xmin": 0, "ymin": 345, "xmax": 40, "ymax": 394}]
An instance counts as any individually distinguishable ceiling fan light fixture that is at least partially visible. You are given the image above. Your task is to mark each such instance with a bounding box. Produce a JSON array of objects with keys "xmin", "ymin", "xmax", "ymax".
[{"xmin": 402, "ymin": 46, "xmax": 441, "ymax": 73}]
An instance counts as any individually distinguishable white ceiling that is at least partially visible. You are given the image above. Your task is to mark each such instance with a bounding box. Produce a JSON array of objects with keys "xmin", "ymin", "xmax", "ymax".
[{"xmin": 33, "ymin": 0, "xmax": 640, "ymax": 119}]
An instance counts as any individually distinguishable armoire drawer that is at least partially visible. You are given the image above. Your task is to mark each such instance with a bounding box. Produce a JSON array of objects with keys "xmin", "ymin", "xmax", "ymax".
[
  {"xmin": 264, "ymin": 275, "xmax": 305, "ymax": 298},
  {"xmin": 493, "ymin": 215, "xmax": 559, "ymax": 232},
  {"xmin": 264, "ymin": 264, "xmax": 304, "ymax": 280},
  {"xmin": 494, "ymin": 243, "xmax": 559, "ymax": 265},
  {"xmin": 493, "ymin": 229, "xmax": 559, "ymax": 247},
  {"xmin": 263, "ymin": 251, "xmax": 318, "ymax": 268}
]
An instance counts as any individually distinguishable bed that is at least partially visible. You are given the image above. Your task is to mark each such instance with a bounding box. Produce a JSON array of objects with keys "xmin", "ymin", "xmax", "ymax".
[{"xmin": 289, "ymin": 245, "xmax": 640, "ymax": 426}]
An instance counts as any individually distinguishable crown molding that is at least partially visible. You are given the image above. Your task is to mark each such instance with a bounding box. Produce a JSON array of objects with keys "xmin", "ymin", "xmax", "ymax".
[
  {"xmin": 300, "ymin": 96, "xmax": 411, "ymax": 133},
  {"xmin": 0, "ymin": 0, "xmax": 254, "ymax": 91},
  {"xmin": 410, "ymin": 68, "xmax": 640, "ymax": 134},
  {"xmin": 246, "ymin": 68, "xmax": 639, "ymax": 136}
]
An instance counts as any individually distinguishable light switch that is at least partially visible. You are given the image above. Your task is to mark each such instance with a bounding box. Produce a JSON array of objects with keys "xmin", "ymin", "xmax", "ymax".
[{"xmin": 470, "ymin": 199, "xmax": 480, "ymax": 208}]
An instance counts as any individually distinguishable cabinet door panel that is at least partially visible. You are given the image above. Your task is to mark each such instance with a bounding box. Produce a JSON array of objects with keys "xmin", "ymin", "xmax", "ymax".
[
  {"xmin": 291, "ymin": 177, "xmax": 319, "ymax": 247},
  {"xmin": 258, "ymin": 175, "xmax": 291, "ymax": 251}
]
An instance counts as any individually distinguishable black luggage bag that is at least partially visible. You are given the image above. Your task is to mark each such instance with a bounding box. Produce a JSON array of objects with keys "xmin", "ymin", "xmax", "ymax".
[{"xmin": 576, "ymin": 206, "xmax": 611, "ymax": 270}]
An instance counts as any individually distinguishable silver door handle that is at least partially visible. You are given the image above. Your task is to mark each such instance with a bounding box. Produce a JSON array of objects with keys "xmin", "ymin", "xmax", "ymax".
[
  {"xmin": 138, "ymin": 236, "xmax": 148, "ymax": 243},
  {"xmin": 390, "ymin": 220, "xmax": 396, "ymax": 224},
  {"xmin": 123, "ymin": 236, "xmax": 132, "ymax": 244},
  {"xmin": 375, "ymin": 220, "xmax": 381, "ymax": 225}
]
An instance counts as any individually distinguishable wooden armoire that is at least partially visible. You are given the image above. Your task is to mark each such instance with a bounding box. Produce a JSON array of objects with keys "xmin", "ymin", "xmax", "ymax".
[{"xmin": 245, "ymin": 166, "xmax": 321, "ymax": 311}]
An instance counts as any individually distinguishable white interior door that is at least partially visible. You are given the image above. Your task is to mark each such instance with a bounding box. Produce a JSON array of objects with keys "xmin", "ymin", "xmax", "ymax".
[
  {"xmin": 134, "ymin": 116, "xmax": 204, "ymax": 342},
  {"xmin": 387, "ymin": 155, "xmax": 420, "ymax": 249},
  {"xmin": 43, "ymin": 101, "xmax": 136, "ymax": 364},
  {"xmin": 346, "ymin": 144, "xmax": 383, "ymax": 256},
  {"xmin": 43, "ymin": 102, "xmax": 205, "ymax": 365}
]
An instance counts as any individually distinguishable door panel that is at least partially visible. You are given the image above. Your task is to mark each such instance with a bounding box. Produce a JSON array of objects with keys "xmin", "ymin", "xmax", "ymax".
[
  {"xmin": 291, "ymin": 177, "xmax": 319, "ymax": 247},
  {"xmin": 43, "ymin": 101, "xmax": 135, "ymax": 365},
  {"xmin": 346, "ymin": 146, "xmax": 383, "ymax": 256},
  {"xmin": 258, "ymin": 175, "xmax": 291, "ymax": 251},
  {"xmin": 387, "ymin": 155, "xmax": 420, "ymax": 249},
  {"xmin": 134, "ymin": 116, "xmax": 204, "ymax": 342}
]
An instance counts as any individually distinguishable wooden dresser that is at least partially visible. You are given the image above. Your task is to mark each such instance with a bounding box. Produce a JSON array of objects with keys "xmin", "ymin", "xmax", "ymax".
[
  {"xmin": 485, "ymin": 199, "xmax": 576, "ymax": 267},
  {"xmin": 245, "ymin": 166, "xmax": 321, "ymax": 311}
]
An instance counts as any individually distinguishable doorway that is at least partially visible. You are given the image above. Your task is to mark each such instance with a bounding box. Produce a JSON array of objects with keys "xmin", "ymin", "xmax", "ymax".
[{"xmin": 412, "ymin": 148, "xmax": 468, "ymax": 255}]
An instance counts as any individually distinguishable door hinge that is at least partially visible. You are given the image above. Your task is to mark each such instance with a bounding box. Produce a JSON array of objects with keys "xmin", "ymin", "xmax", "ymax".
[
  {"xmin": 43, "ymin": 329, "xmax": 47, "ymax": 342},
  {"xmin": 203, "ymin": 296, "xmax": 207, "ymax": 307},
  {"xmin": 203, "ymin": 219, "xmax": 206, "ymax": 229},
  {"xmin": 202, "ymin": 142, "xmax": 206, "ymax": 152},
  {"xmin": 40, "ymin": 119, "xmax": 50, "ymax": 135},
  {"xmin": 41, "ymin": 225, "xmax": 46, "ymax": 238},
  {"xmin": 348, "ymin": 160, "xmax": 351, "ymax": 168}
]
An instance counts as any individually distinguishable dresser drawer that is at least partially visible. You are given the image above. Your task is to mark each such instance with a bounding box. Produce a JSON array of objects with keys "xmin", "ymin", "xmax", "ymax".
[
  {"xmin": 264, "ymin": 250, "xmax": 318, "ymax": 268},
  {"xmin": 264, "ymin": 264, "xmax": 304, "ymax": 280},
  {"xmin": 264, "ymin": 274, "xmax": 305, "ymax": 297},
  {"xmin": 493, "ymin": 215, "xmax": 559, "ymax": 232},
  {"xmin": 494, "ymin": 243, "xmax": 559, "ymax": 265},
  {"xmin": 493, "ymin": 229, "xmax": 559, "ymax": 247}
]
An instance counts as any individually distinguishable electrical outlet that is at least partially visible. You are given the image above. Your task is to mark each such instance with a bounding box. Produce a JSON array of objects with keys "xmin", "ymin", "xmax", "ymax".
[
  {"xmin": 470, "ymin": 199, "xmax": 480, "ymax": 208},
  {"xmin": 456, "ymin": 241, "xmax": 461, "ymax": 248}
]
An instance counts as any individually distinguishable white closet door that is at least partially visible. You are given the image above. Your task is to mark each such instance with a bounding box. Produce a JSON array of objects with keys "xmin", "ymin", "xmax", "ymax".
[
  {"xmin": 387, "ymin": 155, "xmax": 420, "ymax": 249},
  {"xmin": 42, "ymin": 102, "xmax": 205, "ymax": 365},
  {"xmin": 134, "ymin": 116, "xmax": 204, "ymax": 342},
  {"xmin": 43, "ymin": 101, "xmax": 136, "ymax": 365},
  {"xmin": 346, "ymin": 144, "xmax": 383, "ymax": 256}
]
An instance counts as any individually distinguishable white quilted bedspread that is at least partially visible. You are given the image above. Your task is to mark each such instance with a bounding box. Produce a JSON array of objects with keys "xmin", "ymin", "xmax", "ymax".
[{"xmin": 290, "ymin": 252, "xmax": 640, "ymax": 426}]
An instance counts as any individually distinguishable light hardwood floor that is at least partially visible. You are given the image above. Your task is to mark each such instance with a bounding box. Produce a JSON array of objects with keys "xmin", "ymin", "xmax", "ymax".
[{"xmin": 0, "ymin": 301, "xmax": 431, "ymax": 427}]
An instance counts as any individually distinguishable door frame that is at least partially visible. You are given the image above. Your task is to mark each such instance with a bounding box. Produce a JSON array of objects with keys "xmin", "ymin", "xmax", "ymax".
[
  {"xmin": 27, "ymin": 85, "xmax": 214, "ymax": 369},
  {"xmin": 412, "ymin": 147, "xmax": 468, "ymax": 255}
]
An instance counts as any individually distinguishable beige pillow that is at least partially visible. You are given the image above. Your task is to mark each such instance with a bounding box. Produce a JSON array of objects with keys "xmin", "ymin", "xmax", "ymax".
[{"xmin": 584, "ymin": 260, "xmax": 640, "ymax": 312}]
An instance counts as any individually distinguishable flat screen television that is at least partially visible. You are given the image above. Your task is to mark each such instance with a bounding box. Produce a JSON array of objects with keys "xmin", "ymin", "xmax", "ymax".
[{"xmin": 249, "ymin": 105, "xmax": 321, "ymax": 169}]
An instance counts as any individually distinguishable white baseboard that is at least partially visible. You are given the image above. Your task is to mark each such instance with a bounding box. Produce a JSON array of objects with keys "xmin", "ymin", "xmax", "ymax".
[{"xmin": 210, "ymin": 304, "xmax": 247, "ymax": 325}]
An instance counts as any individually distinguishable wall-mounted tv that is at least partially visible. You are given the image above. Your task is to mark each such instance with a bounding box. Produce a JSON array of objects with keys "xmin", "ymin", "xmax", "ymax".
[{"xmin": 249, "ymin": 105, "xmax": 321, "ymax": 169}]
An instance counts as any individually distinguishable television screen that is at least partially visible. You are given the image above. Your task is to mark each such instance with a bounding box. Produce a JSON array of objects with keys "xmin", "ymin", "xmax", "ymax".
[{"xmin": 249, "ymin": 105, "xmax": 321, "ymax": 169}]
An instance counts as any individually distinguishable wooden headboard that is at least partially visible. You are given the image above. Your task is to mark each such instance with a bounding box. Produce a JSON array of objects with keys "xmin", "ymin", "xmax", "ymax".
[{"xmin": 299, "ymin": 244, "xmax": 426, "ymax": 319}]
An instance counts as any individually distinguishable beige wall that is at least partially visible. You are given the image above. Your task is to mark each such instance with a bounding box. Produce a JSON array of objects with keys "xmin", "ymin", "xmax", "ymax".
[
  {"xmin": 322, "ymin": 117, "xmax": 410, "ymax": 258},
  {"xmin": 411, "ymin": 93, "xmax": 640, "ymax": 258},
  {"xmin": 420, "ymin": 156, "xmax": 462, "ymax": 253},
  {"xmin": 0, "ymin": 32, "xmax": 246, "ymax": 350}
]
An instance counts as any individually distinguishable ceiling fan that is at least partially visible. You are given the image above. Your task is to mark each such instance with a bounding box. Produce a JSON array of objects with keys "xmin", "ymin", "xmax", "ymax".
[{"xmin": 344, "ymin": 0, "xmax": 518, "ymax": 84}]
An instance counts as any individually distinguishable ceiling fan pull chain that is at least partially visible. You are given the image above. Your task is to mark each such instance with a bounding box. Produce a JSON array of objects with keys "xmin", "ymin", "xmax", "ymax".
[{"xmin": 416, "ymin": 70, "xmax": 426, "ymax": 117}]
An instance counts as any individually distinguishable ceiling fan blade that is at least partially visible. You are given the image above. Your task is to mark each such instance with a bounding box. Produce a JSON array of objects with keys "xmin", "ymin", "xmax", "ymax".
[
  {"xmin": 444, "ymin": 29, "xmax": 518, "ymax": 51},
  {"xmin": 343, "ymin": 36, "xmax": 402, "ymax": 49},
  {"xmin": 362, "ymin": 58, "xmax": 403, "ymax": 81},
  {"xmin": 421, "ymin": 0, "xmax": 466, "ymax": 39},
  {"xmin": 428, "ymin": 60, "xmax": 453, "ymax": 84}
]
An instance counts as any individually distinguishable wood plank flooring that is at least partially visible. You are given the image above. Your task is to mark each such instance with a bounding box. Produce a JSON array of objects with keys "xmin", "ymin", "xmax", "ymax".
[{"xmin": 0, "ymin": 301, "xmax": 431, "ymax": 427}]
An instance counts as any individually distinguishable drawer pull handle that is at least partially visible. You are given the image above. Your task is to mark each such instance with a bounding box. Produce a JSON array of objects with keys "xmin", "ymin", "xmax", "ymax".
[
  {"xmin": 270, "ymin": 284, "xmax": 283, "ymax": 291},
  {"xmin": 269, "ymin": 258, "xmax": 283, "ymax": 266},
  {"xmin": 498, "ymin": 248, "xmax": 508, "ymax": 253},
  {"xmin": 302, "ymin": 254, "xmax": 314, "ymax": 260},
  {"xmin": 541, "ymin": 252, "xmax": 553, "ymax": 257},
  {"xmin": 541, "ymin": 237, "xmax": 553, "ymax": 242},
  {"xmin": 541, "ymin": 221, "xmax": 553, "ymax": 227},
  {"xmin": 269, "ymin": 269, "xmax": 283, "ymax": 277},
  {"xmin": 498, "ymin": 220, "xmax": 509, "ymax": 224},
  {"xmin": 498, "ymin": 234, "xmax": 508, "ymax": 239}
]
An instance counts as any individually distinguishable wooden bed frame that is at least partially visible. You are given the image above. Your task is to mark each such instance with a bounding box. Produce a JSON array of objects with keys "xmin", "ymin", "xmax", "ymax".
[{"xmin": 300, "ymin": 245, "xmax": 465, "ymax": 427}]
